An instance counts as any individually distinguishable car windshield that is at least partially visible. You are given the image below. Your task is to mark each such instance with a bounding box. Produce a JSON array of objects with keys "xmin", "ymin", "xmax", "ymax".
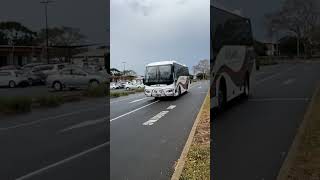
[{"xmin": 145, "ymin": 65, "xmax": 173, "ymax": 85}]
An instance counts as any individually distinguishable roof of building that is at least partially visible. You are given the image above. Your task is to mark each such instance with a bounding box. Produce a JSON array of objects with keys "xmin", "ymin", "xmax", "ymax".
[{"xmin": 146, "ymin": 60, "xmax": 186, "ymax": 67}]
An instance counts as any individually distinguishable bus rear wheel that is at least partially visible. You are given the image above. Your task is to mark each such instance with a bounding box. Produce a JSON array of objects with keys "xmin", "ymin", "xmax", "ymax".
[
  {"xmin": 218, "ymin": 83, "xmax": 226, "ymax": 111},
  {"xmin": 242, "ymin": 75, "xmax": 250, "ymax": 99}
]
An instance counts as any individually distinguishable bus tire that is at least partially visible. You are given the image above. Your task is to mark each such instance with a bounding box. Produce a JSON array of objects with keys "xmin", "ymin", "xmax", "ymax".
[
  {"xmin": 242, "ymin": 74, "xmax": 250, "ymax": 99},
  {"xmin": 218, "ymin": 80, "xmax": 226, "ymax": 111}
]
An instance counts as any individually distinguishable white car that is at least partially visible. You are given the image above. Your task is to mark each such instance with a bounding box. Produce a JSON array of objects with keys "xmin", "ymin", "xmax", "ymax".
[
  {"xmin": 47, "ymin": 66, "xmax": 107, "ymax": 91},
  {"xmin": 110, "ymin": 83, "xmax": 119, "ymax": 89},
  {"xmin": 124, "ymin": 83, "xmax": 144, "ymax": 90},
  {"xmin": 0, "ymin": 70, "xmax": 29, "ymax": 88},
  {"xmin": 31, "ymin": 64, "xmax": 67, "ymax": 76}
]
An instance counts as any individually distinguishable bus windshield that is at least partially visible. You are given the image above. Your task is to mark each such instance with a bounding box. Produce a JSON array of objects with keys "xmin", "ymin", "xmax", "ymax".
[{"xmin": 145, "ymin": 65, "xmax": 173, "ymax": 85}]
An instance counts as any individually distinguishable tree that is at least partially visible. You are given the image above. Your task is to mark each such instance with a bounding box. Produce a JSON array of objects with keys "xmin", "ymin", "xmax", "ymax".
[
  {"xmin": 265, "ymin": 0, "xmax": 320, "ymax": 58},
  {"xmin": 110, "ymin": 68, "xmax": 121, "ymax": 76},
  {"xmin": 0, "ymin": 21, "xmax": 37, "ymax": 45},
  {"xmin": 38, "ymin": 26, "xmax": 86, "ymax": 46},
  {"xmin": 193, "ymin": 59, "xmax": 209, "ymax": 79},
  {"xmin": 123, "ymin": 70, "xmax": 137, "ymax": 76}
]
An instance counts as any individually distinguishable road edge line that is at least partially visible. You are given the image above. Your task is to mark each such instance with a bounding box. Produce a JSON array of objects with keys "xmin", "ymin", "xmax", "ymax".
[
  {"xmin": 171, "ymin": 90, "xmax": 209, "ymax": 180},
  {"xmin": 277, "ymin": 82, "xmax": 320, "ymax": 180}
]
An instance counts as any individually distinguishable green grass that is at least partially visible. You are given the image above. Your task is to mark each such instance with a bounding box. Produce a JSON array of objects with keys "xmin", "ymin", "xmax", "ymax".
[{"xmin": 0, "ymin": 96, "xmax": 32, "ymax": 113}]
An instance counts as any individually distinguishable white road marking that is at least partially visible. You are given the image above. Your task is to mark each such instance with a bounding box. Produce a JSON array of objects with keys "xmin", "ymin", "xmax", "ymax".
[
  {"xmin": 110, "ymin": 100, "xmax": 160, "ymax": 122},
  {"xmin": 283, "ymin": 78, "xmax": 295, "ymax": 85},
  {"xmin": 143, "ymin": 111, "xmax": 169, "ymax": 126},
  {"xmin": 16, "ymin": 142, "xmax": 110, "ymax": 180},
  {"xmin": 249, "ymin": 98, "xmax": 309, "ymax": 102},
  {"xmin": 167, "ymin": 105, "xmax": 176, "ymax": 110},
  {"xmin": 256, "ymin": 66, "xmax": 296, "ymax": 85},
  {"xmin": 129, "ymin": 97, "xmax": 148, "ymax": 104},
  {"xmin": 58, "ymin": 117, "xmax": 107, "ymax": 133},
  {"xmin": 0, "ymin": 107, "xmax": 100, "ymax": 131}
]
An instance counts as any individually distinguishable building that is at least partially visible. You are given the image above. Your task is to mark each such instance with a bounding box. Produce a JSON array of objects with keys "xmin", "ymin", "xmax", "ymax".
[
  {"xmin": 72, "ymin": 47, "xmax": 109, "ymax": 69},
  {"xmin": 263, "ymin": 42, "xmax": 279, "ymax": 56},
  {"xmin": 0, "ymin": 45, "xmax": 46, "ymax": 67}
]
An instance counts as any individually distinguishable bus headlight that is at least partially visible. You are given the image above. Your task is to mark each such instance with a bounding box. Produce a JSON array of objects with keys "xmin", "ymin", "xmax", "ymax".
[{"xmin": 166, "ymin": 89, "xmax": 174, "ymax": 93}]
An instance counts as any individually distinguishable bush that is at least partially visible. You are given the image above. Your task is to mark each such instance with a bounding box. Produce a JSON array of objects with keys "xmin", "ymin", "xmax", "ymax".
[
  {"xmin": 85, "ymin": 84, "xmax": 107, "ymax": 97},
  {"xmin": 36, "ymin": 95, "xmax": 64, "ymax": 107},
  {"xmin": 135, "ymin": 88, "xmax": 145, "ymax": 93},
  {"xmin": 0, "ymin": 96, "xmax": 32, "ymax": 113},
  {"xmin": 110, "ymin": 92, "xmax": 121, "ymax": 97}
]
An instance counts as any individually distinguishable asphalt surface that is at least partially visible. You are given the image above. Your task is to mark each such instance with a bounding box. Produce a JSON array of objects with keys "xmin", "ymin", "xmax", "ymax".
[
  {"xmin": 110, "ymin": 80, "xmax": 209, "ymax": 180},
  {"xmin": 0, "ymin": 98, "xmax": 109, "ymax": 180},
  {"xmin": 213, "ymin": 62, "xmax": 320, "ymax": 180}
]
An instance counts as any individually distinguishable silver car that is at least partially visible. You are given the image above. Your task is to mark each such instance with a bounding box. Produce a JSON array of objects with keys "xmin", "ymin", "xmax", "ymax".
[
  {"xmin": 47, "ymin": 66, "xmax": 107, "ymax": 91},
  {"xmin": 0, "ymin": 70, "xmax": 29, "ymax": 88}
]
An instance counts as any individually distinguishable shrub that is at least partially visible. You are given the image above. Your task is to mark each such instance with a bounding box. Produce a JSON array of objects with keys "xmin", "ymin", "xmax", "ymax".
[
  {"xmin": 85, "ymin": 84, "xmax": 107, "ymax": 97},
  {"xmin": 36, "ymin": 95, "xmax": 64, "ymax": 107},
  {"xmin": 0, "ymin": 96, "xmax": 32, "ymax": 113},
  {"xmin": 135, "ymin": 88, "xmax": 145, "ymax": 93}
]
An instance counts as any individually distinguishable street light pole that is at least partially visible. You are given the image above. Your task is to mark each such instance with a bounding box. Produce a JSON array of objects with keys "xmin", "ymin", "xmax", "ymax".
[{"xmin": 40, "ymin": 0, "xmax": 54, "ymax": 64}]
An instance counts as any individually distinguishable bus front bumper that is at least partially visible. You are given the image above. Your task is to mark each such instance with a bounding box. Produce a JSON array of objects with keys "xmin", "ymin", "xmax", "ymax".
[{"xmin": 144, "ymin": 88, "xmax": 175, "ymax": 97}]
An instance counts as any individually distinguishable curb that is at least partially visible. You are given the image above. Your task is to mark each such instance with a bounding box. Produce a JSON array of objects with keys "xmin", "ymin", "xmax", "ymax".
[
  {"xmin": 171, "ymin": 91, "xmax": 209, "ymax": 180},
  {"xmin": 277, "ymin": 83, "xmax": 320, "ymax": 180}
]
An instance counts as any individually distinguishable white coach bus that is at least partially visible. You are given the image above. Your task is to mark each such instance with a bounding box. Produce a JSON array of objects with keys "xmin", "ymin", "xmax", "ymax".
[
  {"xmin": 211, "ymin": 5, "xmax": 257, "ymax": 110},
  {"xmin": 143, "ymin": 61, "xmax": 190, "ymax": 98}
]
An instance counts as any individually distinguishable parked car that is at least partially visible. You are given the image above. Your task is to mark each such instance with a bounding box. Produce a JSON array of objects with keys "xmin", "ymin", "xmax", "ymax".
[
  {"xmin": 0, "ymin": 70, "xmax": 29, "ymax": 88},
  {"xmin": 32, "ymin": 63, "xmax": 67, "ymax": 77},
  {"xmin": 47, "ymin": 66, "xmax": 108, "ymax": 91},
  {"xmin": 110, "ymin": 83, "xmax": 119, "ymax": 89},
  {"xmin": 116, "ymin": 82, "xmax": 126, "ymax": 89},
  {"xmin": 22, "ymin": 63, "xmax": 45, "ymax": 71},
  {"xmin": 0, "ymin": 65, "xmax": 22, "ymax": 70}
]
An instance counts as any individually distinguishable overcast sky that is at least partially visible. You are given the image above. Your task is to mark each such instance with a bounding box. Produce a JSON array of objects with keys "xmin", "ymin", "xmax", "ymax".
[
  {"xmin": 214, "ymin": 0, "xmax": 282, "ymax": 42},
  {"xmin": 1, "ymin": 0, "xmax": 108, "ymax": 45},
  {"xmin": 111, "ymin": 0, "xmax": 210, "ymax": 75}
]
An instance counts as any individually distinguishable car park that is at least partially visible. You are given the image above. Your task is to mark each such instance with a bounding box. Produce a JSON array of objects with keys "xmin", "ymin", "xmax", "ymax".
[
  {"xmin": 0, "ymin": 65, "xmax": 22, "ymax": 70},
  {"xmin": 47, "ymin": 66, "xmax": 107, "ymax": 91},
  {"xmin": 0, "ymin": 70, "xmax": 29, "ymax": 88}
]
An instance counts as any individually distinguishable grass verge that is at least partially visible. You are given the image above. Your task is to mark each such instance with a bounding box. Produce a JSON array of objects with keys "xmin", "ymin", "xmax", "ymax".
[
  {"xmin": 279, "ymin": 85, "xmax": 320, "ymax": 180},
  {"xmin": 110, "ymin": 88, "xmax": 144, "ymax": 98},
  {"xmin": 180, "ymin": 93, "xmax": 210, "ymax": 180},
  {"xmin": 0, "ymin": 96, "xmax": 32, "ymax": 114},
  {"xmin": 84, "ymin": 84, "xmax": 107, "ymax": 97}
]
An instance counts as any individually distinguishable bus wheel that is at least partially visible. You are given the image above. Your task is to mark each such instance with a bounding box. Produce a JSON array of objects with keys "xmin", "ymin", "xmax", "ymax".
[
  {"xmin": 218, "ymin": 83, "xmax": 226, "ymax": 111},
  {"xmin": 178, "ymin": 86, "xmax": 181, "ymax": 96},
  {"xmin": 243, "ymin": 75, "xmax": 250, "ymax": 99}
]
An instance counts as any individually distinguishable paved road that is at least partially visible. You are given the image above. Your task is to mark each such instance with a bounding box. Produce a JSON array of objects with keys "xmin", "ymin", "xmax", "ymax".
[
  {"xmin": 111, "ymin": 80, "xmax": 209, "ymax": 180},
  {"xmin": 213, "ymin": 62, "xmax": 320, "ymax": 180},
  {"xmin": 0, "ymin": 98, "xmax": 109, "ymax": 180}
]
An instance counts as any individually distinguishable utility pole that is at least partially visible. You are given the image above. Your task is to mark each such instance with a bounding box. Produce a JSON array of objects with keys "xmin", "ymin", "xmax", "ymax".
[{"xmin": 40, "ymin": 0, "xmax": 54, "ymax": 64}]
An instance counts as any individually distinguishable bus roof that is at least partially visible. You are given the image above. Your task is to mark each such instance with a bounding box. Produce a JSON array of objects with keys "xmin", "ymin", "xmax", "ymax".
[{"xmin": 146, "ymin": 61, "xmax": 187, "ymax": 67}]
